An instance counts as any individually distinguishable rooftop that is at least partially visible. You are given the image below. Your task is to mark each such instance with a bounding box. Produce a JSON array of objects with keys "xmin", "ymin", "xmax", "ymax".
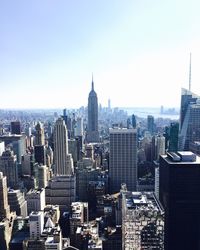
[
  {"xmin": 124, "ymin": 192, "xmax": 163, "ymax": 213},
  {"xmin": 163, "ymin": 151, "xmax": 200, "ymax": 164},
  {"xmin": 27, "ymin": 188, "xmax": 44, "ymax": 195},
  {"xmin": 109, "ymin": 128, "xmax": 137, "ymax": 134}
]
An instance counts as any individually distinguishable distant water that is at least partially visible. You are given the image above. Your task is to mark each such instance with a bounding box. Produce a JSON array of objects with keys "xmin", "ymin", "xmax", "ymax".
[{"xmin": 121, "ymin": 107, "xmax": 179, "ymax": 120}]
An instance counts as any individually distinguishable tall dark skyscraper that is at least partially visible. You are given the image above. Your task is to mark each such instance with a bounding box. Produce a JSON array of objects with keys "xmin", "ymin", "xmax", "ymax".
[
  {"xmin": 86, "ymin": 77, "xmax": 99, "ymax": 143},
  {"xmin": 34, "ymin": 145, "xmax": 46, "ymax": 165},
  {"xmin": 131, "ymin": 114, "xmax": 136, "ymax": 128},
  {"xmin": 168, "ymin": 122, "xmax": 179, "ymax": 151},
  {"xmin": 159, "ymin": 151, "xmax": 200, "ymax": 250},
  {"xmin": 10, "ymin": 121, "xmax": 21, "ymax": 135},
  {"xmin": 147, "ymin": 115, "xmax": 154, "ymax": 135}
]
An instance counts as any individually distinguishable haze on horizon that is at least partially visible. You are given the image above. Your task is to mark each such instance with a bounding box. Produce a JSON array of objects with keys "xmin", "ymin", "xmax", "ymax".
[{"xmin": 1, "ymin": 0, "xmax": 200, "ymax": 109}]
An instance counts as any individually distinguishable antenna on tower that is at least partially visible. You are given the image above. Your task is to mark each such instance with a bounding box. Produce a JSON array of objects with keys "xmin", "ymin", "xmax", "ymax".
[
  {"xmin": 189, "ymin": 53, "xmax": 192, "ymax": 91},
  {"xmin": 92, "ymin": 73, "xmax": 94, "ymax": 90}
]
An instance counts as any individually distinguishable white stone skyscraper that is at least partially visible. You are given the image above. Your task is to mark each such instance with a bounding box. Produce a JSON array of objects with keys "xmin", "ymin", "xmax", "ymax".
[
  {"xmin": 109, "ymin": 128, "xmax": 137, "ymax": 193},
  {"xmin": 53, "ymin": 118, "xmax": 74, "ymax": 175}
]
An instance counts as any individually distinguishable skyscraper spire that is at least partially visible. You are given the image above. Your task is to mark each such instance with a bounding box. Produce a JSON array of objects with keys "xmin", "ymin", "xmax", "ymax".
[
  {"xmin": 92, "ymin": 73, "xmax": 94, "ymax": 91},
  {"xmin": 189, "ymin": 52, "xmax": 192, "ymax": 91}
]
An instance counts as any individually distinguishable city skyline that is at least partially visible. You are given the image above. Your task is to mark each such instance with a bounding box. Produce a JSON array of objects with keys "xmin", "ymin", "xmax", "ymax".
[{"xmin": 1, "ymin": 0, "xmax": 200, "ymax": 109}]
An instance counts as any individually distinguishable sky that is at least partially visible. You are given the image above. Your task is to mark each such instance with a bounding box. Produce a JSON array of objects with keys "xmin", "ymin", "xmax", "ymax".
[{"xmin": 0, "ymin": 0, "xmax": 200, "ymax": 109}]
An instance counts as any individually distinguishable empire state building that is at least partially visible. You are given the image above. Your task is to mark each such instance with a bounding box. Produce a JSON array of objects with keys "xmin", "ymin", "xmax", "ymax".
[{"xmin": 86, "ymin": 77, "xmax": 99, "ymax": 143}]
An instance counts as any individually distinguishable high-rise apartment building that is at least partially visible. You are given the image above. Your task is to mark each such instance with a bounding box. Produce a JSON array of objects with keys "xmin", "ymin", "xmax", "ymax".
[
  {"xmin": 53, "ymin": 118, "xmax": 73, "ymax": 175},
  {"xmin": 86, "ymin": 77, "xmax": 99, "ymax": 143},
  {"xmin": 179, "ymin": 88, "xmax": 200, "ymax": 150},
  {"xmin": 109, "ymin": 128, "xmax": 137, "ymax": 193},
  {"xmin": 159, "ymin": 151, "xmax": 200, "ymax": 250}
]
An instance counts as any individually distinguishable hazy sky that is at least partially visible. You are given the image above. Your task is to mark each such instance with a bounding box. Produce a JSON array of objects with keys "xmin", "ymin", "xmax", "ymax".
[{"xmin": 1, "ymin": 0, "xmax": 200, "ymax": 109}]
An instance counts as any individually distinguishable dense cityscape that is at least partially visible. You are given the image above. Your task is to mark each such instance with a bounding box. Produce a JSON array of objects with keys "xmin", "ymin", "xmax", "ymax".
[{"xmin": 0, "ymin": 76, "xmax": 199, "ymax": 250}]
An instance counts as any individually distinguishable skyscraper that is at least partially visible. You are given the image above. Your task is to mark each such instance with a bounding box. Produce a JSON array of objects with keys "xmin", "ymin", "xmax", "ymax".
[
  {"xmin": 74, "ymin": 117, "xmax": 84, "ymax": 137},
  {"xmin": 147, "ymin": 115, "xmax": 154, "ymax": 135},
  {"xmin": 86, "ymin": 77, "xmax": 99, "ymax": 143},
  {"xmin": 131, "ymin": 114, "xmax": 136, "ymax": 129},
  {"xmin": 10, "ymin": 121, "xmax": 21, "ymax": 135},
  {"xmin": 168, "ymin": 122, "xmax": 179, "ymax": 151},
  {"xmin": 109, "ymin": 128, "xmax": 137, "ymax": 193},
  {"xmin": 0, "ymin": 149, "xmax": 18, "ymax": 188},
  {"xmin": 0, "ymin": 172, "xmax": 10, "ymax": 220},
  {"xmin": 53, "ymin": 118, "xmax": 73, "ymax": 175},
  {"xmin": 34, "ymin": 145, "xmax": 46, "ymax": 165},
  {"xmin": 0, "ymin": 172, "xmax": 15, "ymax": 250},
  {"xmin": 35, "ymin": 122, "xmax": 45, "ymax": 146},
  {"xmin": 159, "ymin": 151, "xmax": 200, "ymax": 250},
  {"xmin": 155, "ymin": 134, "xmax": 165, "ymax": 161},
  {"xmin": 62, "ymin": 108, "xmax": 72, "ymax": 138},
  {"xmin": 179, "ymin": 88, "xmax": 200, "ymax": 150}
]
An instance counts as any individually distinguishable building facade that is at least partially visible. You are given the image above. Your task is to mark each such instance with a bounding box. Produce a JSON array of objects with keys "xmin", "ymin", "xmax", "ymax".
[{"xmin": 109, "ymin": 128, "xmax": 137, "ymax": 193}]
